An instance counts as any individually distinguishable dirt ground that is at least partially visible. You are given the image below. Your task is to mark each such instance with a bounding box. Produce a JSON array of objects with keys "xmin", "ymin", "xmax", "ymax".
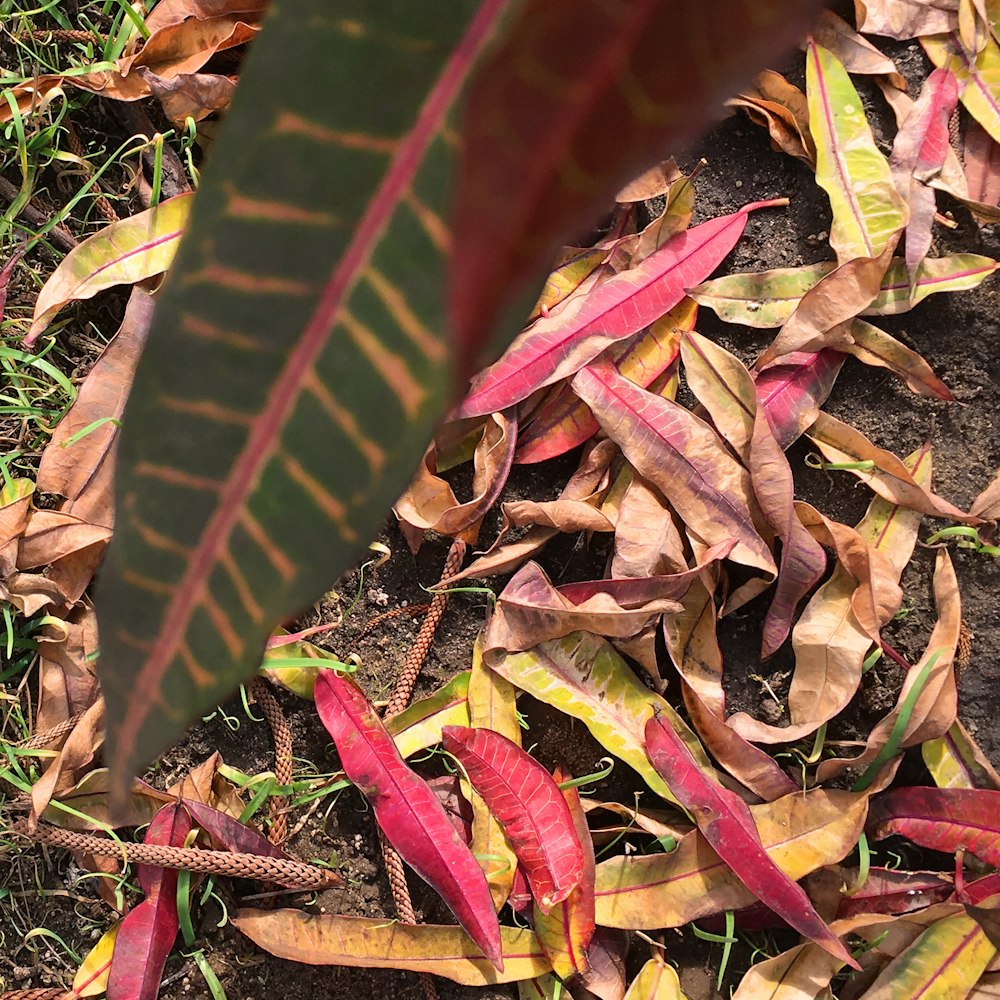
[{"xmin": 4, "ymin": 34, "xmax": 1000, "ymax": 1000}]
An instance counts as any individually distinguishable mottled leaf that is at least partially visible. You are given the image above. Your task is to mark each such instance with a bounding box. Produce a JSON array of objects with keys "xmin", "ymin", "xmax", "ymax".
[
  {"xmin": 232, "ymin": 910, "xmax": 550, "ymax": 985},
  {"xmin": 756, "ymin": 350, "xmax": 845, "ymax": 449},
  {"xmin": 27, "ymin": 194, "xmax": 192, "ymax": 344},
  {"xmin": 488, "ymin": 631, "xmax": 714, "ymax": 807},
  {"xmin": 72, "ymin": 922, "xmax": 120, "ymax": 998},
  {"xmin": 315, "ymin": 670, "xmax": 501, "ymax": 968}
]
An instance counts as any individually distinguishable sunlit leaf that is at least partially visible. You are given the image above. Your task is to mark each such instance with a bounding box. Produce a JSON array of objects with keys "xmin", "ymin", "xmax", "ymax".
[
  {"xmin": 924, "ymin": 31, "xmax": 1000, "ymax": 145},
  {"xmin": 27, "ymin": 195, "xmax": 192, "ymax": 344},
  {"xmin": 72, "ymin": 922, "xmax": 120, "ymax": 999},
  {"xmin": 924, "ymin": 721, "xmax": 1000, "ymax": 791}
]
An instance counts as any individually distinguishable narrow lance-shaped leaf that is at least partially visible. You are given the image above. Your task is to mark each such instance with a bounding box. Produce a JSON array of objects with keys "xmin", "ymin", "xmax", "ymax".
[
  {"xmin": 594, "ymin": 789, "xmax": 868, "ymax": 929},
  {"xmin": 923, "ymin": 31, "xmax": 1000, "ymax": 146},
  {"xmin": 458, "ymin": 200, "xmax": 785, "ymax": 417},
  {"xmin": 314, "ymin": 670, "xmax": 502, "ymax": 969},
  {"xmin": 922, "ymin": 719, "xmax": 1000, "ymax": 791},
  {"xmin": 531, "ymin": 769, "xmax": 596, "ymax": 980},
  {"xmin": 26, "ymin": 194, "xmax": 193, "ymax": 344},
  {"xmin": 573, "ymin": 360, "xmax": 776, "ymax": 579},
  {"xmin": 643, "ymin": 714, "xmax": 858, "ymax": 968},
  {"xmin": 232, "ymin": 910, "xmax": 551, "ymax": 986},
  {"xmin": 755, "ymin": 349, "xmax": 845, "ymax": 449},
  {"xmin": 807, "ymin": 41, "xmax": 908, "ymax": 263},
  {"xmin": 107, "ymin": 803, "xmax": 193, "ymax": 1000},
  {"xmin": 72, "ymin": 923, "xmax": 121, "ymax": 999},
  {"xmin": 443, "ymin": 726, "xmax": 584, "ymax": 912}
]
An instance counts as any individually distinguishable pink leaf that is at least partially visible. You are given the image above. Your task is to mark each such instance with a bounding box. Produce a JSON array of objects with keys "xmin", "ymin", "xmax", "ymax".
[
  {"xmin": 643, "ymin": 713, "xmax": 858, "ymax": 968},
  {"xmin": 442, "ymin": 726, "xmax": 585, "ymax": 912},
  {"xmin": 458, "ymin": 201, "xmax": 784, "ymax": 417},
  {"xmin": 315, "ymin": 670, "xmax": 502, "ymax": 970},
  {"xmin": 755, "ymin": 349, "xmax": 845, "ymax": 449}
]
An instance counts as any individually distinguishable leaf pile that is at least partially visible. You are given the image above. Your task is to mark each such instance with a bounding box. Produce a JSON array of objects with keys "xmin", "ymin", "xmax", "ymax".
[{"xmin": 5, "ymin": 1, "xmax": 1000, "ymax": 998}]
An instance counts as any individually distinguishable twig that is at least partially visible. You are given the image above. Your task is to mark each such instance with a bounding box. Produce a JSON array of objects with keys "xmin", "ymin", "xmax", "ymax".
[{"xmin": 0, "ymin": 176, "xmax": 78, "ymax": 252}]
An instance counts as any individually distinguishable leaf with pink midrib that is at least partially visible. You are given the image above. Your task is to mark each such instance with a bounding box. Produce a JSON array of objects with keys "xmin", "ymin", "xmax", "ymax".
[
  {"xmin": 315, "ymin": 671, "xmax": 502, "ymax": 970},
  {"xmin": 443, "ymin": 725, "xmax": 585, "ymax": 913},
  {"xmin": 755, "ymin": 350, "xmax": 845, "ymax": 449},
  {"xmin": 643, "ymin": 713, "xmax": 858, "ymax": 968},
  {"xmin": 459, "ymin": 201, "xmax": 782, "ymax": 418},
  {"xmin": 869, "ymin": 786, "xmax": 1000, "ymax": 868}
]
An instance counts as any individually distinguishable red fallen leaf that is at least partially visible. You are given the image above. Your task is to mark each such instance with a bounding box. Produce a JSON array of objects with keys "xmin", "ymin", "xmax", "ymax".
[
  {"xmin": 755, "ymin": 349, "xmax": 845, "ymax": 450},
  {"xmin": 107, "ymin": 803, "xmax": 193, "ymax": 1000},
  {"xmin": 458, "ymin": 200, "xmax": 785, "ymax": 418},
  {"xmin": 532, "ymin": 768, "xmax": 596, "ymax": 979},
  {"xmin": 965, "ymin": 873, "xmax": 1000, "ymax": 905},
  {"xmin": 181, "ymin": 799, "xmax": 287, "ymax": 859},
  {"xmin": 442, "ymin": 726, "xmax": 585, "ymax": 913},
  {"xmin": 643, "ymin": 713, "xmax": 858, "ymax": 968},
  {"xmin": 314, "ymin": 671, "xmax": 502, "ymax": 970},
  {"xmin": 836, "ymin": 868, "xmax": 954, "ymax": 919},
  {"xmin": 869, "ymin": 787, "xmax": 1000, "ymax": 869}
]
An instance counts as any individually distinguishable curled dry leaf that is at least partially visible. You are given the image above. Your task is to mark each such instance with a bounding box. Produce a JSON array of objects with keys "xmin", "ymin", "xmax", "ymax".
[
  {"xmin": 612, "ymin": 475, "xmax": 688, "ymax": 579},
  {"xmin": 836, "ymin": 868, "xmax": 955, "ymax": 919},
  {"xmin": 644, "ymin": 713, "xmax": 857, "ymax": 967},
  {"xmin": 36, "ymin": 289, "xmax": 155, "ymax": 529},
  {"xmin": 731, "ymin": 69, "xmax": 815, "ymax": 166},
  {"xmin": 807, "ymin": 411, "xmax": 978, "ymax": 522},
  {"xmin": 855, "ymin": 0, "xmax": 956, "ymax": 39},
  {"xmin": 971, "ymin": 468, "xmax": 1000, "ymax": 519},
  {"xmin": 964, "ymin": 120, "xmax": 1000, "ymax": 206},
  {"xmin": 483, "ymin": 560, "xmax": 685, "ymax": 654},
  {"xmin": 232, "ymin": 910, "xmax": 550, "ymax": 985},
  {"xmin": 26, "ymin": 195, "xmax": 192, "ymax": 344},
  {"xmin": 137, "ymin": 67, "xmax": 237, "ymax": 123},
  {"xmin": 594, "ymin": 788, "xmax": 868, "ymax": 929},
  {"xmin": 395, "ymin": 410, "xmax": 516, "ymax": 546},
  {"xmin": 811, "ymin": 9, "xmax": 908, "ymax": 87},
  {"xmin": 444, "ymin": 725, "xmax": 585, "ymax": 913},
  {"xmin": 314, "ymin": 670, "xmax": 502, "ymax": 969}
]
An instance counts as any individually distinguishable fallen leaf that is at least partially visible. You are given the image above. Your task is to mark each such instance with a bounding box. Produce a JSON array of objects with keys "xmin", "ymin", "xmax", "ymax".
[
  {"xmin": 514, "ymin": 297, "xmax": 696, "ymax": 465},
  {"xmin": 573, "ymin": 360, "xmax": 776, "ymax": 579},
  {"xmin": 594, "ymin": 789, "xmax": 868, "ymax": 929},
  {"xmin": 731, "ymin": 70, "xmax": 816, "ymax": 166},
  {"xmin": 107, "ymin": 803, "xmax": 193, "ymax": 1000},
  {"xmin": 26, "ymin": 195, "xmax": 192, "ymax": 344},
  {"xmin": 388, "ymin": 671, "xmax": 472, "ymax": 762},
  {"xmin": 837, "ymin": 868, "xmax": 955, "ymax": 919},
  {"xmin": 36, "ymin": 289, "xmax": 155, "ymax": 529},
  {"xmin": 483, "ymin": 560, "xmax": 686, "ymax": 654},
  {"xmin": 807, "ymin": 41, "xmax": 908, "ymax": 264},
  {"xmin": 624, "ymin": 955, "xmax": 689, "ymax": 999},
  {"xmin": 923, "ymin": 720, "xmax": 1000, "ymax": 791},
  {"xmin": 891, "ymin": 68, "xmax": 960, "ymax": 285},
  {"xmin": 458, "ymin": 201, "xmax": 784, "ymax": 417},
  {"xmin": 855, "ymin": 0, "xmax": 957, "ymax": 39},
  {"xmin": 71, "ymin": 922, "xmax": 120, "ymax": 999},
  {"xmin": 232, "ymin": 910, "xmax": 550, "ymax": 985},
  {"xmin": 531, "ymin": 769, "xmax": 596, "ymax": 979},
  {"xmin": 870, "ymin": 786, "xmax": 1000, "ymax": 868},
  {"xmin": 611, "ymin": 475, "xmax": 688, "ymax": 580},
  {"xmin": 488, "ymin": 631, "xmax": 714, "ymax": 807},
  {"xmin": 807, "ymin": 411, "xmax": 978, "ymax": 522},
  {"xmin": 812, "ymin": 9, "xmax": 908, "ymax": 88},
  {"xmin": 137, "ymin": 67, "xmax": 237, "ymax": 123},
  {"xmin": 923, "ymin": 31, "xmax": 1000, "ymax": 146},
  {"xmin": 756, "ymin": 350, "xmax": 845, "ymax": 449},
  {"xmin": 314, "ymin": 670, "xmax": 502, "ymax": 968},
  {"xmin": 575, "ymin": 927, "xmax": 629, "ymax": 1000},
  {"xmin": 644, "ymin": 713, "xmax": 856, "ymax": 966},
  {"xmin": 843, "ymin": 319, "xmax": 954, "ymax": 400},
  {"xmin": 971, "ymin": 468, "xmax": 1000, "ymax": 519},
  {"xmin": 964, "ymin": 120, "xmax": 1000, "ymax": 205}
]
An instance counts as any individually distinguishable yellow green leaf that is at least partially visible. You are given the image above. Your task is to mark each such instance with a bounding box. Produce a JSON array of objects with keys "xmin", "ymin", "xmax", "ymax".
[
  {"xmin": 71, "ymin": 921, "xmax": 120, "ymax": 998},
  {"xmin": 625, "ymin": 956, "xmax": 690, "ymax": 999},
  {"xmin": 924, "ymin": 31, "xmax": 1000, "ymax": 145},
  {"xmin": 923, "ymin": 719, "xmax": 1000, "ymax": 790},
  {"xmin": 807, "ymin": 42, "xmax": 907, "ymax": 262}
]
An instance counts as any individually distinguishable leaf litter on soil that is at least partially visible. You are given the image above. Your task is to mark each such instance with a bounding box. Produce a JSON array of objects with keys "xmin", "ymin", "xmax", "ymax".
[{"xmin": 5, "ymin": 1, "xmax": 1000, "ymax": 998}]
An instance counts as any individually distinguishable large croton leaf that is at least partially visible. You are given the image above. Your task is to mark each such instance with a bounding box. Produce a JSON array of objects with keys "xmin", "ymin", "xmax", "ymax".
[{"xmin": 96, "ymin": 0, "xmax": 827, "ymax": 798}]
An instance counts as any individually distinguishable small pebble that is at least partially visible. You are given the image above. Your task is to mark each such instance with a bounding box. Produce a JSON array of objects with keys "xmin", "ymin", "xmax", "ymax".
[{"xmin": 735, "ymin": 179, "xmax": 743, "ymax": 188}]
